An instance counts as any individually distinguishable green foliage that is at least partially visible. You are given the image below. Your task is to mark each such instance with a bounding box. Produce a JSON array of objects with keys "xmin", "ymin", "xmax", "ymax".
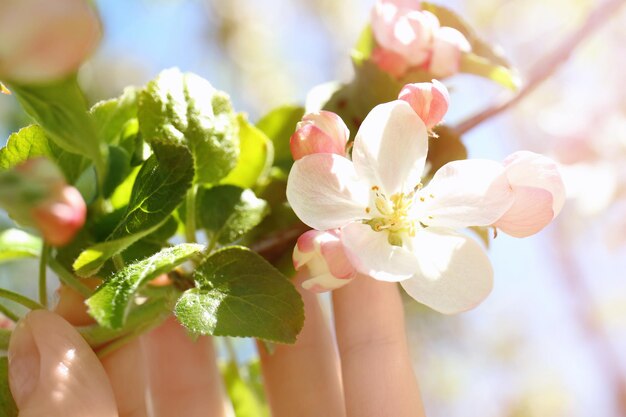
[
  {"xmin": 0, "ymin": 357, "xmax": 18, "ymax": 417},
  {"xmin": 221, "ymin": 114, "xmax": 274, "ymax": 189},
  {"xmin": 222, "ymin": 360, "xmax": 270, "ymax": 417},
  {"xmin": 6, "ymin": 76, "xmax": 106, "ymax": 177},
  {"xmin": 256, "ymin": 105, "xmax": 304, "ymax": 172},
  {"xmin": 102, "ymin": 145, "xmax": 132, "ymax": 198},
  {"xmin": 459, "ymin": 53, "xmax": 519, "ymax": 90},
  {"xmin": 0, "ymin": 229, "xmax": 42, "ymax": 264},
  {"xmin": 351, "ymin": 24, "xmax": 376, "ymax": 66},
  {"xmin": 198, "ymin": 185, "xmax": 269, "ymax": 245},
  {"xmin": 90, "ymin": 86, "xmax": 138, "ymax": 145},
  {"xmin": 427, "ymin": 125, "xmax": 468, "ymax": 175},
  {"xmin": 174, "ymin": 246, "xmax": 304, "ymax": 343},
  {"xmin": 0, "ymin": 125, "xmax": 87, "ymax": 183},
  {"xmin": 86, "ymin": 243, "xmax": 204, "ymax": 329},
  {"xmin": 138, "ymin": 68, "xmax": 239, "ymax": 185},
  {"xmin": 73, "ymin": 143, "xmax": 194, "ymax": 276}
]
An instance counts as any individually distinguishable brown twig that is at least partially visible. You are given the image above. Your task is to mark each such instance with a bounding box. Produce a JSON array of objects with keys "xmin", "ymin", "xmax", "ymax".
[{"xmin": 454, "ymin": 0, "xmax": 626, "ymax": 136}]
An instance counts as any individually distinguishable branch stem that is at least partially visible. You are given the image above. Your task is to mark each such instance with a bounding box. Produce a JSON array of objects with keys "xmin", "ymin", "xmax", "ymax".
[{"xmin": 38, "ymin": 244, "xmax": 50, "ymax": 307}]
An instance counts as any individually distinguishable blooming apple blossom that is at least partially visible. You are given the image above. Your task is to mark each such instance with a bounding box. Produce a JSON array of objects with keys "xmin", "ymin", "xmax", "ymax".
[
  {"xmin": 293, "ymin": 229, "xmax": 357, "ymax": 292},
  {"xmin": 493, "ymin": 151, "xmax": 565, "ymax": 238},
  {"xmin": 398, "ymin": 80, "xmax": 450, "ymax": 130},
  {"xmin": 0, "ymin": 0, "xmax": 101, "ymax": 83},
  {"xmin": 287, "ymin": 100, "xmax": 516, "ymax": 313},
  {"xmin": 290, "ymin": 111, "xmax": 349, "ymax": 160}
]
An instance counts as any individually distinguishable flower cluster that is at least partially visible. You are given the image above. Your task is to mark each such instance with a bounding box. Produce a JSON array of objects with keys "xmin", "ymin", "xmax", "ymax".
[
  {"xmin": 287, "ymin": 81, "xmax": 564, "ymax": 313},
  {"xmin": 370, "ymin": 0, "xmax": 471, "ymax": 79}
]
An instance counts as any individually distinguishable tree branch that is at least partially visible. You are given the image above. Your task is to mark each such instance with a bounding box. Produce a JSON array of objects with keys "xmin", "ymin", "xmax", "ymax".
[{"xmin": 454, "ymin": 0, "xmax": 626, "ymax": 136}]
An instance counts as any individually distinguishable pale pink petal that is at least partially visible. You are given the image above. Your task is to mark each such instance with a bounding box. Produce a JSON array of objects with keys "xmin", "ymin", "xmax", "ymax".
[
  {"xmin": 287, "ymin": 153, "xmax": 370, "ymax": 230},
  {"xmin": 400, "ymin": 228, "xmax": 493, "ymax": 314},
  {"xmin": 494, "ymin": 186, "xmax": 554, "ymax": 237},
  {"xmin": 371, "ymin": 46, "xmax": 410, "ymax": 79},
  {"xmin": 503, "ymin": 151, "xmax": 566, "ymax": 217},
  {"xmin": 352, "ymin": 101, "xmax": 428, "ymax": 196},
  {"xmin": 398, "ymin": 79, "xmax": 450, "ymax": 129},
  {"xmin": 428, "ymin": 27, "xmax": 471, "ymax": 78},
  {"xmin": 416, "ymin": 159, "xmax": 514, "ymax": 229},
  {"xmin": 341, "ymin": 222, "xmax": 418, "ymax": 282}
]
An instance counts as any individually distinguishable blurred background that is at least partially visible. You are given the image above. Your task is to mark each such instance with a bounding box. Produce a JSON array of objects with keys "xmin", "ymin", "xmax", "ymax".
[{"xmin": 1, "ymin": 0, "xmax": 626, "ymax": 416}]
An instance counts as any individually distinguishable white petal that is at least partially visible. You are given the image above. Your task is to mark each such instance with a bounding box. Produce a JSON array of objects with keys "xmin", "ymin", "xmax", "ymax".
[
  {"xmin": 341, "ymin": 222, "xmax": 418, "ymax": 282},
  {"xmin": 352, "ymin": 101, "xmax": 428, "ymax": 196},
  {"xmin": 416, "ymin": 159, "xmax": 514, "ymax": 229},
  {"xmin": 287, "ymin": 153, "xmax": 370, "ymax": 230},
  {"xmin": 400, "ymin": 228, "xmax": 493, "ymax": 314}
]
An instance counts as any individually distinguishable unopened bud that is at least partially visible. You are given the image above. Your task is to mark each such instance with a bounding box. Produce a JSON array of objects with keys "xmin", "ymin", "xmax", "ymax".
[
  {"xmin": 293, "ymin": 229, "xmax": 356, "ymax": 292},
  {"xmin": 290, "ymin": 111, "xmax": 349, "ymax": 160},
  {"xmin": 428, "ymin": 27, "xmax": 471, "ymax": 78},
  {"xmin": 0, "ymin": 0, "xmax": 102, "ymax": 83},
  {"xmin": 398, "ymin": 80, "xmax": 450, "ymax": 129}
]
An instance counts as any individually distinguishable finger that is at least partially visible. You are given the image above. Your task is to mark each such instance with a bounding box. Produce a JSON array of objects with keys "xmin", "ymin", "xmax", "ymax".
[
  {"xmin": 141, "ymin": 317, "xmax": 233, "ymax": 417},
  {"xmin": 8, "ymin": 310, "xmax": 117, "ymax": 417},
  {"xmin": 332, "ymin": 276, "xmax": 425, "ymax": 417},
  {"xmin": 257, "ymin": 270, "xmax": 345, "ymax": 417},
  {"xmin": 100, "ymin": 340, "xmax": 149, "ymax": 417},
  {"xmin": 54, "ymin": 281, "xmax": 149, "ymax": 417}
]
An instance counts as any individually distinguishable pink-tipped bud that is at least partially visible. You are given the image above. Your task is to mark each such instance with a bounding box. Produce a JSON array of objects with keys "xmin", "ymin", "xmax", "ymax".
[
  {"xmin": 428, "ymin": 27, "xmax": 471, "ymax": 78},
  {"xmin": 5, "ymin": 158, "xmax": 86, "ymax": 246},
  {"xmin": 32, "ymin": 185, "xmax": 86, "ymax": 246},
  {"xmin": 290, "ymin": 111, "xmax": 350, "ymax": 160},
  {"xmin": 371, "ymin": 1, "xmax": 438, "ymax": 67},
  {"xmin": 371, "ymin": 46, "xmax": 410, "ymax": 79},
  {"xmin": 494, "ymin": 151, "xmax": 565, "ymax": 238},
  {"xmin": 0, "ymin": 0, "xmax": 101, "ymax": 83},
  {"xmin": 398, "ymin": 79, "xmax": 450, "ymax": 129},
  {"xmin": 293, "ymin": 229, "xmax": 357, "ymax": 293}
]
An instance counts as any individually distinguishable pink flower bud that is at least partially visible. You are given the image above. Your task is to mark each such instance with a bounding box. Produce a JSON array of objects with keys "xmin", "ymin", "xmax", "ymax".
[
  {"xmin": 371, "ymin": 46, "xmax": 411, "ymax": 79},
  {"xmin": 371, "ymin": 0, "xmax": 438, "ymax": 67},
  {"xmin": 494, "ymin": 151, "xmax": 565, "ymax": 238},
  {"xmin": 428, "ymin": 27, "xmax": 471, "ymax": 78},
  {"xmin": 290, "ymin": 111, "xmax": 349, "ymax": 160},
  {"xmin": 398, "ymin": 79, "xmax": 450, "ymax": 129},
  {"xmin": 32, "ymin": 185, "xmax": 86, "ymax": 246},
  {"xmin": 0, "ymin": 0, "xmax": 101, "ymax": 83},
  {"xmin": 293, "ymin": 229, "xmax": 357, "ymax": 293}
]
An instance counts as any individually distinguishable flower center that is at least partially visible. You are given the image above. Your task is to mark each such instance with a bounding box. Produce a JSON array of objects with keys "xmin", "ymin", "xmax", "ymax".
[{"xmin": 364, "ymin": 186, "xmax": 418, "ymax": 246}]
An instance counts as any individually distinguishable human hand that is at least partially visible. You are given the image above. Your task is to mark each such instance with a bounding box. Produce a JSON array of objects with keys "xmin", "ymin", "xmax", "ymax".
[{"xmin": 8, "ymin": 273, "xmax": 425, "ymax": 417}]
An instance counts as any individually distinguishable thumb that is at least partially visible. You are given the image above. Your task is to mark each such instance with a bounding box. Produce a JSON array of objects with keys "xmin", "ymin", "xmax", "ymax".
[{"xmin": 8, "ymin": 310, "xmax": 118, "ymax": 417}]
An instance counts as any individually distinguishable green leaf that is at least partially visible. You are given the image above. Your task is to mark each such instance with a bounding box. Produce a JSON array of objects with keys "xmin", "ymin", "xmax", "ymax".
[
  {"xmin": 221, "ymin": 114, "xmax": 273, "ymax": 189},
  {"xmin": 459, "ymin": 53, "xmax": 520, "ymax": 91},
  {"xmin": 256, "ymin": 106, "xmax": 304, "ymax": 172},
  {"xmin": 0, "ymin": 357, "xmax": 18, "ymax": 417},
  {"xmin": 427, "ymin": 125, "xmax": 468, "ymax": 175},
  {"xmin": 90, "ymin": 87, "xmax": 138, "ymax": 145},
  {"xmin": 421, "ymin": 2, "xmax": 512, "ymax": 69},
  {"xmin": 198, "ymin": 186, "xmax": 269, "ymax": 245},
  {"xmin": 102, "ymin": 145, "xmax": 131, "ymax": 198},
  {"xmin": 0, "ymin": 125, "xmax": 88, "ymax": 183},
  {"xmin": 351, "ymin": 24, "xmax": 375, "ymax": 66},
  {"xmin": 86, "ymin": 243, "xmax": 204, "ymax": 329},
  {"xmin": 73, "ymin": 143, "xmax": 194, "ymax": 276},
  {"xmin": 6, "ymin": 76, "xmax": 105, "ymax": 177},
  {"xmin": 138, "ymin": 68, "xmax": 239, "ymax": 185},
  {"xmin": 222, "ymin": 361, "xmax": 269, "ymax": 417},
  {"xmin": 0, "ymin": 229, "xmax": 42, "ymax": 264},
  {"xmin": 174, "ymin": 246, "xmax": 304, "ymax": 343}
]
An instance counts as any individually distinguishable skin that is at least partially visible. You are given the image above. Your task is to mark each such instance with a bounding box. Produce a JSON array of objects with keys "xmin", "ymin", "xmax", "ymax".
[{"xmin": 7, "ymin": 272, "xmax": 426, "ymax": 417}]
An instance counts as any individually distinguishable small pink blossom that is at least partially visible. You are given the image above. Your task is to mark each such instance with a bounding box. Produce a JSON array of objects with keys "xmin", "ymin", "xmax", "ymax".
[
  {"xmin": 32, "ymin": 186, "xmax": 86, "ymax": 246},
  {"xmin": 0, "ymin": 0, "xmax": 101, "ymax": 83},
  {"xmin": 427, "ymin": 27, "xmax": 471, "ymax": 78},
  {"xmin": 398, "ymin": 80, "xmax": 449, "ymax": 129},
  {"xmin": 290, "ymin": 111, "xmax": 349, "ymax": 160},
  {"xmin": 293, "ymin": 229, "xmax": 356, "ymax": 292},
  {"xmin": 493, "ymin": 151, "xmax": 566, "ymax": 238}
]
